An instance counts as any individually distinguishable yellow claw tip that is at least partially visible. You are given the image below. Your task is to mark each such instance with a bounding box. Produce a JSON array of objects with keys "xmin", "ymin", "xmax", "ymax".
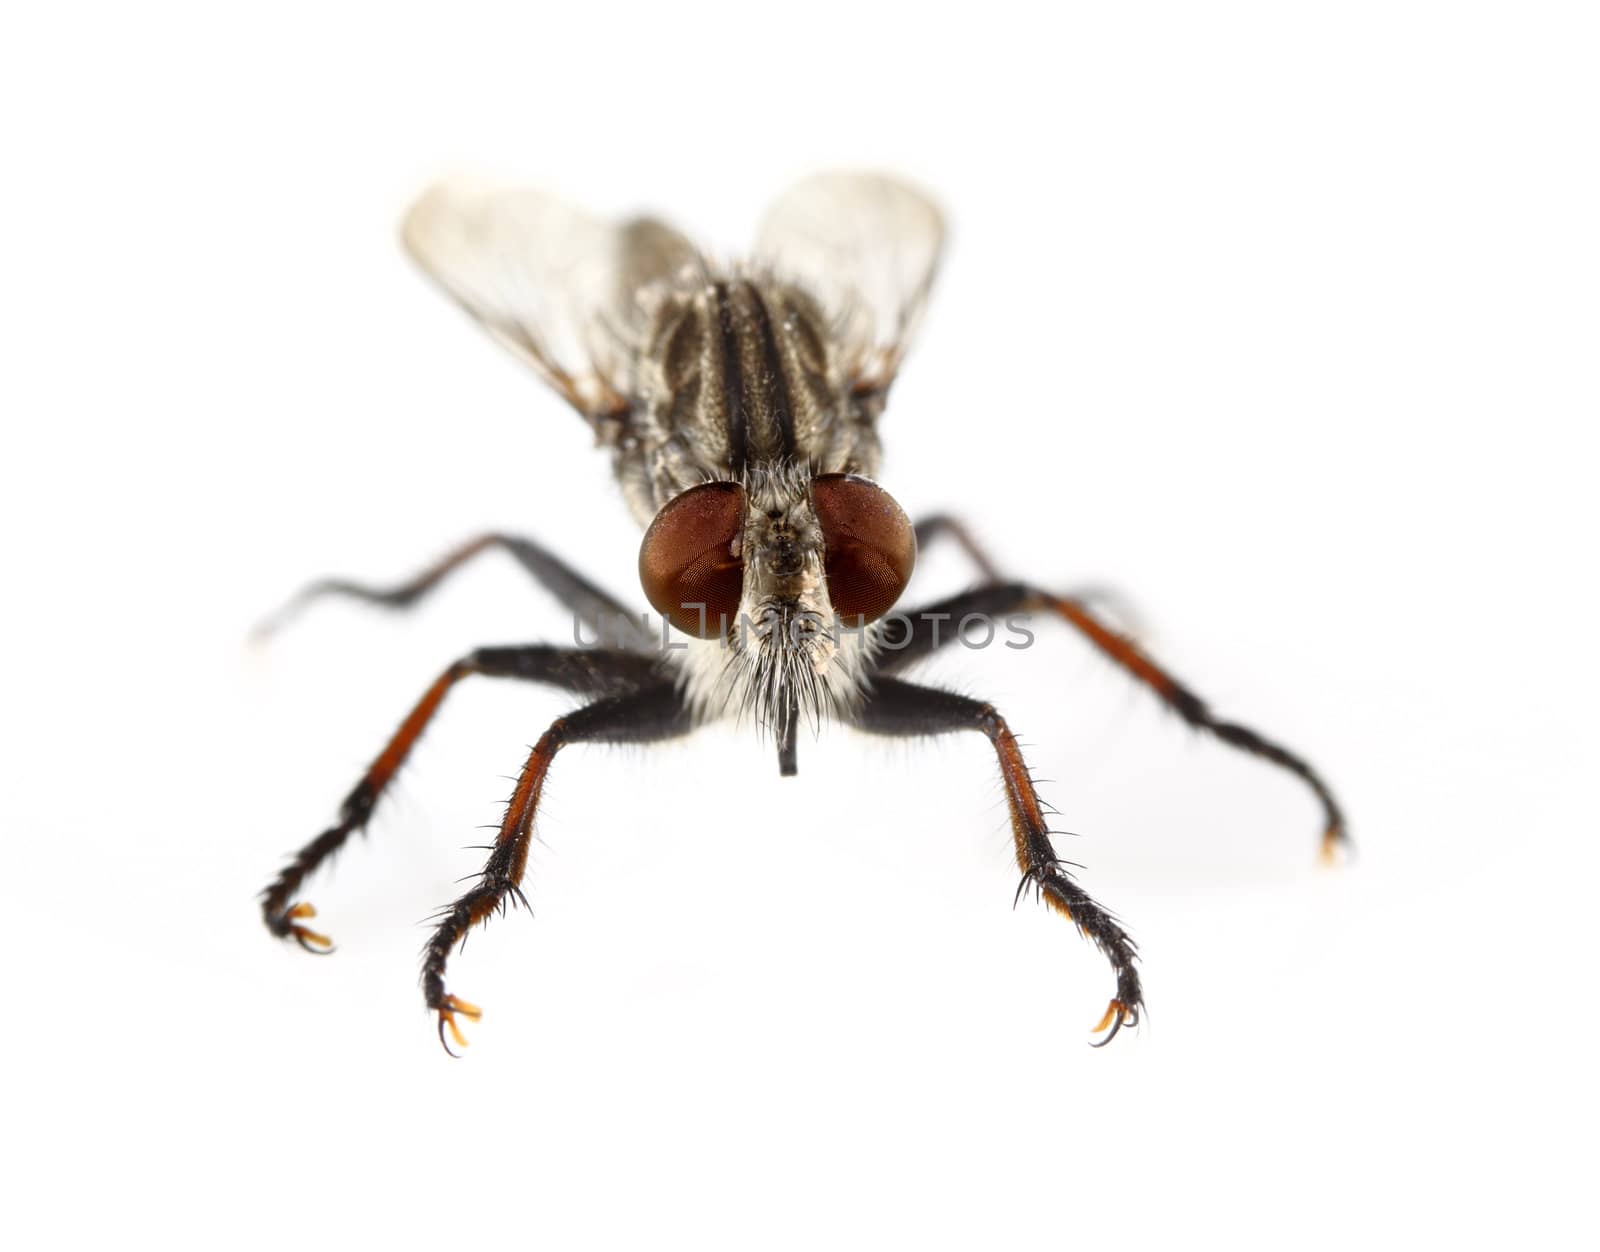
[
  {"xmin": 439, "ymin": 997, "xmax": 481, "ymax": 1049},
  {"xmin": 1092, "ymin": 1001, "xmax": 1124, "ymax": 1035},
  {"xmin": 446, "ymin": 995, "xmax": 483, "ymax": 1022},
  {"xmin": 287, "ymin": 902, "xmax": 317, "ymax": 919}
]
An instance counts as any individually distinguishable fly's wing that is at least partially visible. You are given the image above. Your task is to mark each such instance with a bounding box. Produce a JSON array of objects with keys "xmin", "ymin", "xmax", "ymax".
[
  {"xmin": 754, "ymin": 171, "xmax": 945, "ymax": 404},
  {"xmin": 614, "ymin": 217, "xmax": 703, "ymax": 313},
  {"xmin": 402, "ymin": 178, "xmax": 699, "ymax": 426}
]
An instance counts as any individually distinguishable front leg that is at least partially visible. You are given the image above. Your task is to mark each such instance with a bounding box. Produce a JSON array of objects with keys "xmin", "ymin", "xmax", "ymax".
[
  {"xmin": 422, "ymin": 682, "xmax": 694, "ymax": 1053},
  {"xmin": 851, "ymin": 676, "xmax": 1143, "ymax": 1045}
]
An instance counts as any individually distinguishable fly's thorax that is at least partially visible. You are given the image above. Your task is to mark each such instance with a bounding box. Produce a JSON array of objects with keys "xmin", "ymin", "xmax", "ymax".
[{"xmin": 614, "ymin": 271, "xmax": 881, "ymax": 528}]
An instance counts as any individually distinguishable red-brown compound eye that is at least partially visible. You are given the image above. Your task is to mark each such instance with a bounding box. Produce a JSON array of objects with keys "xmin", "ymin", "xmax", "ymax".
[
  {"xmin": 639, "ymin": 481, "xmax": 748, "ymax": 637},
  {"xmin": 810, "ymin": 473, "xmax": 917, "ymax": 627}
]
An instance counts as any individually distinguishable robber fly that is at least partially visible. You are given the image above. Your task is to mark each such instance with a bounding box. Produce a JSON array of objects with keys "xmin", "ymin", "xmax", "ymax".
[{"xmin": 258, "ymin": 172, "xmax": 1347, "ymax": 1053}]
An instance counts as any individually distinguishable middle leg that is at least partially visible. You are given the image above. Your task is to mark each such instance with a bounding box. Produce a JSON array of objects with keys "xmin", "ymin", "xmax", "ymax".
[
  {"xmin": 876, "ymin": 582, "xmax": 1347, "ymax": 859},
  {"xmin": 261, "ymin": 645, "xmax": 661, "ymax": 951}
]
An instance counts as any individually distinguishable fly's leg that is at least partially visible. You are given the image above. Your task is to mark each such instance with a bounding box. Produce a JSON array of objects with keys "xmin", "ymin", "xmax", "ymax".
[
  {"xmin": 260, "ymin": 646, "xmax": 661, "ymax": 949},
  {"xmin": 422, "ymin": 682, "xmax": 693, "ymax": 1054},
  {"xmin": 851, "ymin": 676, "xmax": 1143, "ymax": 1045},
  {"xmin": 877, "ymin": 582, "xmax": 1348, "ymax": 862},
  {"xmin": 253, "ymin": 532, "xmax": 651, "ymax": 648},
  {"xmin": 912, "ymin": 514, "xmax": 1006, "ymax": 583},
  {"xmin": 911, "ymin": 515, "xmax": 1141, "ymax": 633}
]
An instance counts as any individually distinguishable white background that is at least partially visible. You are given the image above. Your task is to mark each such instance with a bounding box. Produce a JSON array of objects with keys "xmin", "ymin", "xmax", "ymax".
[{"xmin": 3, "ymin": 3, "xmax": 1595, "ymax": 1248}]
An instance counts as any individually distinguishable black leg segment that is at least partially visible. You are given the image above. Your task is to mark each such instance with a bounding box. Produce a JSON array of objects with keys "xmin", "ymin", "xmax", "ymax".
[
  {"xmin": 254, "ymin": 532, "xmax": 651, "ymax": 648},
  {"xmin": 875, "ymin": 581, "xmax": 1347, "ymax": 861},
  {"xmin": 422, "ymin": 681, "xmax": 696, "ymax": 1052},
  {"xmin": 852, "ymin": 675, "xmax": 1143, "ymax": 1045},
  {"xmin": 260, "ymin": 645, "xmax": 662, "ymax": 951}
]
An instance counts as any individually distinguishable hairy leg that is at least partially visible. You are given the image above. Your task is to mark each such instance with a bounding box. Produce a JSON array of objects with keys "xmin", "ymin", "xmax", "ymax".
[
  {"xmin": 260, "ymin": 645, "xmax": 661, "ymax": 949},
  {"xmin": 851, "ymin": 676, "xmax": 1142, "ymax": 1044},
  {"xmin": 875, "ymin": 582, "xmax": 1347, "ymax": 860},
  {"xmin": 254, "ymin": 532, "xmax": 651, "ymax": 648},
  {"xmin": 422, "ymin": 682, "xmax": 694, "ymax": 1052}
]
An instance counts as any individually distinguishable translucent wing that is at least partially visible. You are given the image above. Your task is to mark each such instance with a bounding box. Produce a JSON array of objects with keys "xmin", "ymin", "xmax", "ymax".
[
  {"xmin": 402, "ymin": 178, "xmax": 699, "ymax": 424},
  {"xmin": 754, "ymin": 171, "xmax": 946, "ymax": 400}
]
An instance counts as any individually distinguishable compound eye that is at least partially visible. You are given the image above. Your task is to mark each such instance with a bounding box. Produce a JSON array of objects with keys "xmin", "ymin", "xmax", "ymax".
[
  {"xmin": 639, "ymin": 481, "xmax": 747, "ymax": 637},
  {"xmin": 810, "ymin": 473, "xmax": 917, "ymax": 627}
]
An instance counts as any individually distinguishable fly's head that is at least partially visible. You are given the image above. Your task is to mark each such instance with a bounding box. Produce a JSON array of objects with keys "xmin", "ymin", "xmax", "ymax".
[{"xmin": 638, "ymin": 464, "xmax": 916, "ymax": 760}]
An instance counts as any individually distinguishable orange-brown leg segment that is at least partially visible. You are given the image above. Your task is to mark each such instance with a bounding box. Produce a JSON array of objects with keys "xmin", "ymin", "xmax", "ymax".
[
  {"xmin": 420, "ymin": 682, "xmax": 693, "ymax": 1054},
  {"xmin": 1039, "ymin": 590, "xmax": 1349, "ymax": 861},
  {"xmin": 252, "ymin": 532, "xmax": 651, "ymax": 648},
  {"xmin": 260, "ymin": 645, "xmax": 661, "ymax": 950},
  {"xmin": 877, "ymin": 582, "xmax": 1348, "ymax": 861},
  {"xmin": 852, "ymin": 676, "xmax": 1144, "ymax": 1045}
]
